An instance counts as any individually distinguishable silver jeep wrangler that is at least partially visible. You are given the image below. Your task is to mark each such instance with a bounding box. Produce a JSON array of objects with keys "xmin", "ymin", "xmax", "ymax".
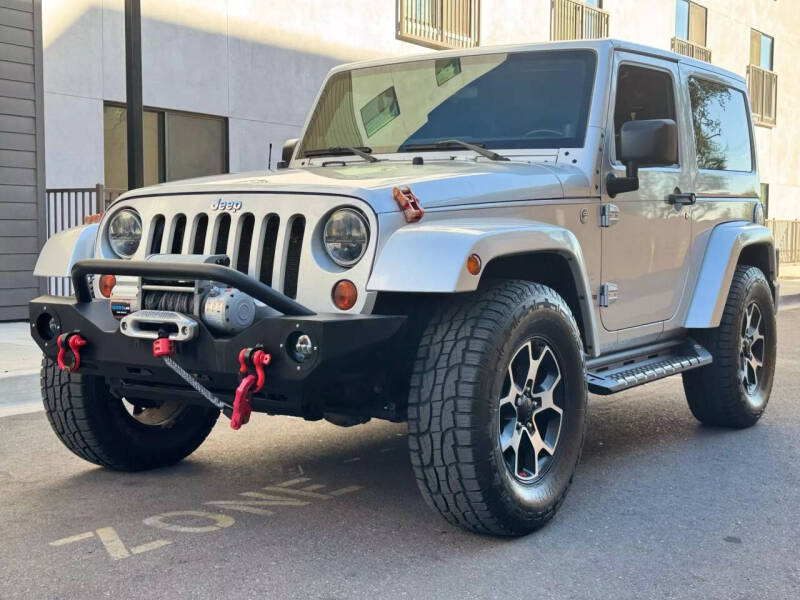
[{"xmin": 30, "ymin": 40, "xmax": 778, "ymax": 536}]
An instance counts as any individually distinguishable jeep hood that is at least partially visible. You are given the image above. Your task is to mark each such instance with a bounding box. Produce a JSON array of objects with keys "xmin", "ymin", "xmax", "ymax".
[{"xmin": 118, "ymin": 161, "xmax": 591, "ymax": 213}]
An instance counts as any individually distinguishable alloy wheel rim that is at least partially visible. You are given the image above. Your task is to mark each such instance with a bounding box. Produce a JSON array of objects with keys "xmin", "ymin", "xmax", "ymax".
[
  {"xmin": 740, "ymin": 301, "xmax": 766, "ymax": 400},
  {"xmin": 498, "ymin": 339, "xmax": 564, "ymax": 483},
  {"xmin": 126, "ymin": 400, "xmax": 185, "ymax": 427}
]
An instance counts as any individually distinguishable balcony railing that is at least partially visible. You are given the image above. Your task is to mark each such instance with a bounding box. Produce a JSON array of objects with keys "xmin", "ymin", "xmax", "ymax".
[
  {"xmin": 551, "ymin": 0, "xmax": 609, "ymax": 41},
  {"xmin": 748, "ymin": 64, "xmax": 778, "ymax": 127},
  {"xmin": 397, "ymin": 0, "xmax": 480, "ymax": 49},
  {"xmin": 671, "ymin": 37, "xmax": 712, "ymax": 63},
  {"xmin": 767, "ymin": 220, "xmax": 800, "ymax": 264}
]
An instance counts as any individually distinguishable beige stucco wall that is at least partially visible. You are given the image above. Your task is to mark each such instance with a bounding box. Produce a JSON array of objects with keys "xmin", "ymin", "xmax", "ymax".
[{"xmin": 43, "ymin": 0, "xmax": 800, "ymax": 218}]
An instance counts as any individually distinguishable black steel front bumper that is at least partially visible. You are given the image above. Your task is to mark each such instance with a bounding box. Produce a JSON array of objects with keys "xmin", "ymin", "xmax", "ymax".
[{"xmin": 29, "ymin": 259, "xmax": 406, "ymax": 416}]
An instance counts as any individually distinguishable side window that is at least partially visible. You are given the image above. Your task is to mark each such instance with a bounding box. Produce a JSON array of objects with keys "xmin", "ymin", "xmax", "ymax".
[
  {"xmin": 688, "ymin": 78, "xmax": 753, "ymax": 171},
  {"xmin": 613, "ymin": 65, "xmax": 677, "ymax": 164}
]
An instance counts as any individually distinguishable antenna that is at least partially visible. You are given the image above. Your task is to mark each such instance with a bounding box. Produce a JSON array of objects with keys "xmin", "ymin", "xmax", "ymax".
[{"xmin": 267, "ymin": 142, "xmax": 273, "ymax": 172}]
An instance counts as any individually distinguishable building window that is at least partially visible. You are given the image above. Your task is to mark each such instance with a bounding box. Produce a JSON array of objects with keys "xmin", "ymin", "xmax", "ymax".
[
  {"xmin": 672, "ymin": 1, "xmax": 711, "ymax": 62},
  {"xmin": 750, "ymin": 29, "xmax": 774, "ymax": 70},
  {"xmin": 748, "ymin": 29, "xmax": 777, "ymax": 127},
  {"xmin": 396, "ymin": 0, "xmax": 480, "ymax": 49},
  {"xmin": 760, "ymin": 183, "xmax": 770, "ymax": 218},
  {"xmin": 688, "ymin": 78, "xmax": 753, "ymax": 172},
  {"xmin": 103, "ymin": 105, "xmax": 228, "ymax": 192},
  {"xmin": 551, "ymin": 0, "xmax": 609, "ymax": 41}
]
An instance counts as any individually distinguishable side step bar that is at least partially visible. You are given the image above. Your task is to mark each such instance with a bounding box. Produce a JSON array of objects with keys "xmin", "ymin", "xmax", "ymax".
[{"xmin": 586, "ymin": 339, "xmax": 712, "ymax": 395}]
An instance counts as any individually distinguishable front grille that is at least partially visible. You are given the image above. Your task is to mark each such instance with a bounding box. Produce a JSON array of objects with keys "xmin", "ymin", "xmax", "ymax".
[
  {"xmin": 192, "ymin": 214, "xmax": 208, "ymax": 254},
  {"xmin": 150, "ymin": 215, "xmax": 165, "ymax": 253},
  {"xmin": 283, "ymin": 216, "xmax": 306, "ymax": 299},
  {"xmin": 258, "ymin": 214, "xmax": 280, "ymax": 286},
  {"xmin": 147, "ymin": 210, "xmax": 307, "ymax": 296},
  {"xmin": 171, "ymin": 214, "xmax": 186, "ymax": 253},
  {"xmin": 214, "ymin": 214, "xmax": 231, "ymax": 254},
  {"xmin": 235, "ymin": 213, "xmax": 255, "ymax": 273}
]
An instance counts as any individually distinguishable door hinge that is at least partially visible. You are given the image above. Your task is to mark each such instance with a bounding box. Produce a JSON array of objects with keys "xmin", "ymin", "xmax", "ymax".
[
  {"xmin": 599, "ymin": 282, "xmax": 618, "ymax": 307},
  {"xmin": 600, "ymin": 203, "xmax": 620, "ymax": 227}
]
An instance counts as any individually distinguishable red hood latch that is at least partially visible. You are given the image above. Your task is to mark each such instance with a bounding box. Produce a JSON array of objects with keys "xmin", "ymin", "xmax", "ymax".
[{"xmin": 393, "ymin": 186, "xmax": 424, "ymax": 223}]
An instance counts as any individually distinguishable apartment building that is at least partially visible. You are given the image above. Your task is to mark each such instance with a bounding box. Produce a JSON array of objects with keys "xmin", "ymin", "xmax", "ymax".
[
  {"xmin": 41, "ymin": 0, "xmax": 798, "ymax": 215},
  {"xmin": 0, "ymin": 0, "xmax": 785, "ymax": 320}
]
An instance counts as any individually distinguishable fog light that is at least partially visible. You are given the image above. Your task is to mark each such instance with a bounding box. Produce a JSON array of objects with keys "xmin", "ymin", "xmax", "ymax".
[
  {"xmin": 287, "ymin": 332, "xmax": 315, "ymax": 363},
  {"xmin": 332, "ymin": 280, "xmax": 357, "ymax": 310},
  {"xmin": 295, "ymin": 334, "xmax": 313, "ymax": 359},
  {"xmin": 36, "ymin": 312, "xmax": 59, "ymax": 340},
  {"xmin": 99, "ymin": 274, "xmax": 116, "ymax": 298}
]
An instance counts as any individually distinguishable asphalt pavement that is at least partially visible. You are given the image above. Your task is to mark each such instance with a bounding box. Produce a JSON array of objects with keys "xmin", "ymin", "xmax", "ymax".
[{"xmin": 2, "ymin": 309, "xmax": 800, "ymax": 599}]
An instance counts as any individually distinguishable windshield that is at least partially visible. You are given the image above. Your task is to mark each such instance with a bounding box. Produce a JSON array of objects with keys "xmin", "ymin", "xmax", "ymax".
[{"xmin": 299, "ymin": 49, "xmax": 597, "ymax": 158}]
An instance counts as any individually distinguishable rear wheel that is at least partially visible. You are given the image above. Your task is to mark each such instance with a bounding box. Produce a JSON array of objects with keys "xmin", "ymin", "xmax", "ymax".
[
  {"xmin": 408, "ymin": 280, "xmax": 587, "ymax": 536},
  {"xmin": 41, "ymin": 358, "xmax": 219, "ymax": 471},
  {"xmin": 683, "ymin": 265, "xmax": 777, "ymax": 428}
]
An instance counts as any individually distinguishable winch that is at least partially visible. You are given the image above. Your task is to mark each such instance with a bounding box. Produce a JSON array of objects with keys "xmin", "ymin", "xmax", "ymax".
[{"xmin": 110, "ymin": 253, "xmax": 256, "ymax": 335}]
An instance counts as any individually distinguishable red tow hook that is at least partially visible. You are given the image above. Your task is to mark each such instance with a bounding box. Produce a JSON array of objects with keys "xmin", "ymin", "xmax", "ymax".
[
  {"xmin": 231, "ymin": 347, "xmax": 272, "ymax": 430},
  {"xmin": 56, "ymin": 332, "xmax": 87, "ymax": 374}
]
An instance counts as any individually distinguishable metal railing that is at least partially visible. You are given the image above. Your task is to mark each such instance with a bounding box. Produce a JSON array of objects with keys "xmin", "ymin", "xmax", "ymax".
[
  {"xmin": 768, "ymin": 220, "xmax": 800, "ymax": 265},
  {"xmin": 671, "ymin": 37, "xmax": 712, "ymax": 63},
  {"xmin": 747, "ymin": 65, "xmax": 778, "ymax": 127},
  {"xmin": 551, "ymin": 0, "xmax": 609, "ymax": 41},
  {"xmin": 44, "ymin": 184, "xmax": 124, "ymax": 295},
  {"xmin": 396, "ymin": 0, "xmax": 480, "ymax": 49}
]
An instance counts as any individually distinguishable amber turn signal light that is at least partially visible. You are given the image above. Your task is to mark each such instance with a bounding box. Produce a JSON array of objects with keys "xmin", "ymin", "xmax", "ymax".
[
  {"xmin": 466, "ymin": 254, "xmax": 482, "ymax": 275},
  {"xmin": 98, "ymin": 274, "xmax": 116, "ymax": 298},
  {"xmin": 332, "ymin": 279, "xmax": 357, "ymax": 310},
  {"xmin": 84, "ymin": 212, "xmax": 104, "ymax": 224}
]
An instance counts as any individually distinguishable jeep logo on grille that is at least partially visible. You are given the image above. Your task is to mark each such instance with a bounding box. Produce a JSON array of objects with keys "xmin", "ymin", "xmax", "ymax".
[{"xmin": 211, "ymin": 198, "xmax": 242, "ymax": 212}]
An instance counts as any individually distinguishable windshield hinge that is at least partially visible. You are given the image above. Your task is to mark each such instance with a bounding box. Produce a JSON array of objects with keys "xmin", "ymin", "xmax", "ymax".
[
  {"xmin": 599, "ymin": 283, "xmax": 619, "ymax": 308},
  {"xmin": 600, "ymin": 203, "xmax": 620, "ymax": 228}
]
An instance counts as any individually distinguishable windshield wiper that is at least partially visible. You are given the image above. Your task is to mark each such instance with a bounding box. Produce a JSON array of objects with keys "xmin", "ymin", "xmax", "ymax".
[
  {"xmin": 304, "ymin": 146, "xmax": 381, "ymax": 163},
  {"xmin": 401, "ymin": 139, "xmax": 509, "ymax": 162}
]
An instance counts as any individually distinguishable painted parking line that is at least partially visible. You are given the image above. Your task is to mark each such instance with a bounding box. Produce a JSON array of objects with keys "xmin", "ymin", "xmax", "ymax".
[
  {"xmin": 50, "ymin": 527, "xmax": 172, "ymax": 561},
  {"xmin": 143, "ymin": 511, "xmax": 236, "ymax": 533},
  {"xmin": 48, "ymin": 476, "xmax": 363, "ymax": 562}
]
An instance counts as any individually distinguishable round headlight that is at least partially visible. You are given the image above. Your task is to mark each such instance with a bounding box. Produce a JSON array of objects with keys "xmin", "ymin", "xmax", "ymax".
[
  {"xmin": 107, "ymin": 209, "xmax": 142, "ymax": 258},
  {"xmin": 323, "ymin": 208, "xmax": 369, "ymax": 267}
]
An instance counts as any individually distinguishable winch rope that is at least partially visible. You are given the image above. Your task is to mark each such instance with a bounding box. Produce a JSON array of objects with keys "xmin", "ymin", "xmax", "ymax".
[{"xmin": 161, "ymin": 355, "xmax": 230, "ymax": 411}]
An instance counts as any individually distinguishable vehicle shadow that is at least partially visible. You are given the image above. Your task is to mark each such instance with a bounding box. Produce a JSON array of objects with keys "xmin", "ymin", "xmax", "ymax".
[{"xmin": 40, "ymin": 380, "xmax": 762, "ymax": 523}]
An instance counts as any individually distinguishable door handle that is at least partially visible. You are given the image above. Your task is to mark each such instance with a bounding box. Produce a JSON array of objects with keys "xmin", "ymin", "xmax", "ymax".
[{"xmin": 668, "ymin": 188, "xmax": 696, "ymax": 206}]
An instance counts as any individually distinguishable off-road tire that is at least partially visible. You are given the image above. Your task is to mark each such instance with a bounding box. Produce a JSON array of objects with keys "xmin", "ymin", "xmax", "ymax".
[
  {"xmin": 41, "ymin": 358, "xmax": 219, "ymax": 471},
  {"xmin": 683, "ymin": 265, "xmax": 777, "ymax": 428},
  {"xmin": 408, "ymin": 280, "xmax": 587, "ymax": 536}
]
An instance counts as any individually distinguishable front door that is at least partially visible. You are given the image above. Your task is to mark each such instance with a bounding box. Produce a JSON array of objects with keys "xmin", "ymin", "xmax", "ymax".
[{"xmin": 600, "ymin": 53, "xmax": 693, "ymax": 331}]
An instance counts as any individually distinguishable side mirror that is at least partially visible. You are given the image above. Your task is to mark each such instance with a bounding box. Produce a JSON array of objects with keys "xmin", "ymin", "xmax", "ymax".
[
  {"xmin": 607, "ymin": 119, "xmax": 678, "ymax": 197},
  {"xmin": 277, "ymin": 138, "xmax": 298, "ymax": 169}
]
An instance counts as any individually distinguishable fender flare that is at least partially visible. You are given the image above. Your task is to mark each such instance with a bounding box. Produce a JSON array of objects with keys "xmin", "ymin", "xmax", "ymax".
[
  {"xmin": 367, "ymin": 217, "xmax": 599, "ymax": 353},
  {"xmin": 33, "ymin": 224, "xmax": 98, "ymax": 277},
  {"xmin": 685, "ymin": 221, "xmax": 776, "ymax": 328}
]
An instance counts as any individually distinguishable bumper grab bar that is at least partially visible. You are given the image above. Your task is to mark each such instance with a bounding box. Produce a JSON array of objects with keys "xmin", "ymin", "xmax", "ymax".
[{"xmin": 70, "ymin": 259, "xmax": 316, "ymax": 316}]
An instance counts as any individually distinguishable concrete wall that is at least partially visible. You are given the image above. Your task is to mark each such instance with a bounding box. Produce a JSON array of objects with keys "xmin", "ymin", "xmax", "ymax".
[
  {"xmin": 42, "ymin": 0, "xmax": 800, "ymax": 217},
  {"xmin": 43, "ymin": 0, "xmax": 440, "ymax": 188}
]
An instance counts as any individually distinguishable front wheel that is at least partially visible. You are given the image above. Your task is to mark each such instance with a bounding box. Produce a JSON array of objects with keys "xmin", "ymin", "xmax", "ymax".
[
  {"xmin": 41, "ymin": 358, "xmax": 219, "ymax": 471},
  {"xmin": 408, "ymin": 281, "xmax": 587, "ymax": 536},
  {"xmin": 682, "ymin": 265, "xmax": 777, "ymax": 428}
]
